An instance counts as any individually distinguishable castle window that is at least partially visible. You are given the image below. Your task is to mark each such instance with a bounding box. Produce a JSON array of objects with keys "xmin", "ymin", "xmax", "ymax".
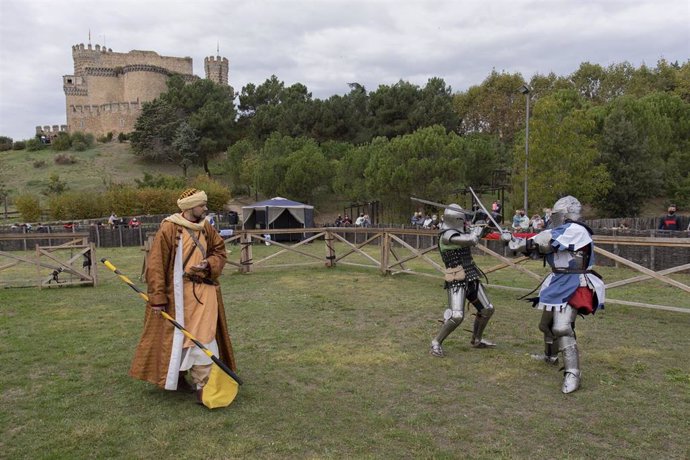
[
  {"xmin": 120, "ymin": 119, "xmax": 125, "ymax": 127},
  {"xmin": 80, "ymin": 121, "xmax": 84, "ymax": 128},
  {"xmin": 67, "ymin": 78, "xmax": 73, "ymax": 84}
]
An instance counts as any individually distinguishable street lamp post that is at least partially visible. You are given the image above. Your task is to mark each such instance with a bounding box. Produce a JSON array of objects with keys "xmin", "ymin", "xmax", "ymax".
[{"xmin": 519, "ymin": 84, "xmax": 531, "ymax": 213}]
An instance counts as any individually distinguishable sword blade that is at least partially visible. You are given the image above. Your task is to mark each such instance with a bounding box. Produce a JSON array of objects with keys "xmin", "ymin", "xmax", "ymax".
[
  {"xmin": 468, "ymin": 187, "xmax": 505, "ymax": 233},
  {"xmin": 410, "ymin": 197, "xmax": 450, "ymax": 209}
]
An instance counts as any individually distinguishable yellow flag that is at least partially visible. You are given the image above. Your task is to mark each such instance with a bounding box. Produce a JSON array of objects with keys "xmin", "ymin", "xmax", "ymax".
[{"xmin": 202, "ymin": 363, "xmax": 239, "ymax": 409}]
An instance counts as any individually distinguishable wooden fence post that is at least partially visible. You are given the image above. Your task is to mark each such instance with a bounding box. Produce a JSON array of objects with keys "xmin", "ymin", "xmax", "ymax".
[
  {"xmin": 380, "ymin": 231, "xmax": 390, "ymax": 275},
  {"xmin": 324, "ymin": 230, "xmax": 336, "ymax": 267},
  {"xmin": 240, "ymin": 231, "xmax": 253, "ymax": 273}
]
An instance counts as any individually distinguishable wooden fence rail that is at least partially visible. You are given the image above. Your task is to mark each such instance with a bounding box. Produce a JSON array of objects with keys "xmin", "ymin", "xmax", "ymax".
[{"xmin": 220, "ymin": 227, "xmax": 690, "ymax": 314}]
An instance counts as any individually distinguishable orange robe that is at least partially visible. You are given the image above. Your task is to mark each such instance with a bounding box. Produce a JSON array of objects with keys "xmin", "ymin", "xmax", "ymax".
[{"xmin": 129, "ymin": 219, "xmax": 236, "ymax": 389}]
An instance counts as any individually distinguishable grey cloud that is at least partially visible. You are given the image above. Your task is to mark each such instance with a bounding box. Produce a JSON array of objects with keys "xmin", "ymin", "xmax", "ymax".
[{"xmin": 1, "ymin": 0, "xmax": 688, "ymax": 140}]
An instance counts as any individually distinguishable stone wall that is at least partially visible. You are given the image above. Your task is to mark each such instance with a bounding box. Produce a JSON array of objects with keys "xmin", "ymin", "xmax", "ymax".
[{"xmin": 62, "ymin": 43, "xmax": 204, "ymax": 136}]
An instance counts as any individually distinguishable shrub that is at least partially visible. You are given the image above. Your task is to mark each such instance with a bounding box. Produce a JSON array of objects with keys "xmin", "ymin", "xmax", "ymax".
[
  {"xmin": 70, "ymin": 131, "xmax": 93, "ymax": 145},
  {"xmin": 72, "ymin": 140, "xmax": 88, "ymax": 152},
  {"xmin": 48, "ymin": 192, "xmax": 106, "ymax": 220},
  {"xmin": 54, "ymin": 153, "xmax": 78, "ymax": 165},
  {"xmin": 138, "ymin": 188, "xmax": 180, "ymax": 214},
  {"xmin": 52, "ymin": 132, "xmax": 71, "ymax": 151},
  {"xmin": 15, "ymin": 194, "xmax": 41, "ymax": 221},
  {"xmin": 135, "ymin": 172, "xmax": 186, "ymax": 190},
  {"xmin": 104, "ymin": 185, "xmax": 142, "ymax": 216},
  {"xmin": 33, "ymin": 159, "xmax": 46, "ymax": 168},
  {"xmin": 117, "ymin": 132, "xmax": 129, "ymax": 143},
  {"xmin": 26, "ymin": 138, "xmax": 46, "ymax": 152},
  {"xmin": 0, "ymin": 135, "xmax": 12, "ymax": 151},
  {"xmin": 44, "ymin": 173, "xmax": 69, "ymax": 195},
  {"xmin": 12, "ymin": 141, "xmax": 26, "ymax": 150}
]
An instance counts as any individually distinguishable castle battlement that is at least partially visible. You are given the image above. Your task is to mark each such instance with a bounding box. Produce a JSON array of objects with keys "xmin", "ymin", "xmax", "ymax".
[
  {"xmin": 204, "ymin": 55, "xmax": 229, "ymax": 86},
  {"xmin": 59, "ymin": 43, "xmax": 228, "ymax": 137},
  {"xmin": 69, "ymin": 101, "xmax": 142, "ymax": 114},
  {"xmin": 204, "ymin": 55, "xmax": 229, "ymax": 63},
  {"xmin": 36, "ymin": 125, "xmax": 68, "ymax": 138}
]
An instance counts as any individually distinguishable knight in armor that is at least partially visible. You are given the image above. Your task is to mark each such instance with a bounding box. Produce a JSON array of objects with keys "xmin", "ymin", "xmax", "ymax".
[
  {"xmin": 430, "ymin": 204, "xmax": 495, "ymax": 357},
  {"xmin": 509, "ymin": 196, "xmax": 605, "ymax": 394}
]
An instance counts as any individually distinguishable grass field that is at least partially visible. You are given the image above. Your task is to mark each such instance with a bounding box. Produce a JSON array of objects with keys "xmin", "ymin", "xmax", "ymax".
[{"xmin": 1, "ymin": 245, "xmax": 689, "ymax": 459}]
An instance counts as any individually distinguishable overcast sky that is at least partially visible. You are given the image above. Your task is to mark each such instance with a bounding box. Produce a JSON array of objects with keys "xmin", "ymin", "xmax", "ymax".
[{"xmin": 0, "ymin": 0, "xmax": 688, "ymax": 141}]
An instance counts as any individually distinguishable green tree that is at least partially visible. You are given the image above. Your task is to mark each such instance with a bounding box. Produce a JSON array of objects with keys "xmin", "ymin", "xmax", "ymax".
[
  {"xmin": 171, "ymin": 121, "xmax": 198, "ymax": 177},
  {"xmin": 333, "ymin": 143, "xmax": 371, "ymax": 202},
  {"xmin": 225, "ymin": 139, "xmax": 258, "ymax": 195},
  {"xmin": 132, "ymin": 76, "xmax": 236, "ymax": 174},
  {"xmin": 453, "ymin": 71, "xmax": 527, "ymax": 145},
  {"xmin": 595, "ymin": 96, "xmax": 667, "ymax": 216},
  {"xmin": 130, "ymin": 98, "xmax": 180, "ymax": 161},
  {"xmin": 281, "ymin": 142, "xmax": 331, "ymax": 203},
  {"xmin": 513, "ymin": 90, "xmax": 611, "ymax": 213},
  {"xmin": 369, "ymin": 80, "xmax": 420, "ymax": 138},
  {"xmin": 364, "ymin": 126, "xmax": 467, "ymax": 218}
]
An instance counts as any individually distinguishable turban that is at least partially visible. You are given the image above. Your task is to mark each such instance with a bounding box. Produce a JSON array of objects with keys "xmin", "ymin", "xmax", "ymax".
[{"xmin": 177, "ymin": 188, "xmax": 208, "ymax": 211}]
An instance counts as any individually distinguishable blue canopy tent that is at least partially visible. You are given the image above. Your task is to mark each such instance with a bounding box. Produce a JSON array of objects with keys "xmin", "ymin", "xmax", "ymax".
[{"xmin": 242, "ymin": 197, "xmax": 314, "ymax": 242}]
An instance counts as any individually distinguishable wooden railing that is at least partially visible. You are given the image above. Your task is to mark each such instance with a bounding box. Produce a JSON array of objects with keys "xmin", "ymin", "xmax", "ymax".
[{"xmin": 219, "ymin": 227, "xmax": 690, "ymax": 313}]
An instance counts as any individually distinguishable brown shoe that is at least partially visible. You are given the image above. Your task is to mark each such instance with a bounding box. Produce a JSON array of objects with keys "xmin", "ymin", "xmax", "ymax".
[{"xmin": 177, "ymin": 372, "xmax": 195, "ymax": 393}]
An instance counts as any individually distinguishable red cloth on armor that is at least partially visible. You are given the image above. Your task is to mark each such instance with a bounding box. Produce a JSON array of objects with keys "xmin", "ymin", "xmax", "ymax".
[
  {"xmin": 568, "ymin": 286, "xmax": 594, "ymax": 314},
  {"xmin": 484, "ymin": 231, "xmax": 537, "ymax": 240}
]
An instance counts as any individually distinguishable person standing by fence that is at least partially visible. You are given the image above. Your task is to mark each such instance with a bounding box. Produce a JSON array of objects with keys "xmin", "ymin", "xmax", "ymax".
[
  {"xmin": 658, "ymin": 204, "xmax": 681, "ymax": 231},
  {"xmin": 129, "ymin": 188, "xmax": 237, "ymax": 403}
]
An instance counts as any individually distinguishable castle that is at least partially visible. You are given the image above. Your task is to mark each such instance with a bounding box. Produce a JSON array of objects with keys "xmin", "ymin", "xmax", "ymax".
[{"xmin": 37, "ymin": 43, "xmax": 229, "ymax": 138}]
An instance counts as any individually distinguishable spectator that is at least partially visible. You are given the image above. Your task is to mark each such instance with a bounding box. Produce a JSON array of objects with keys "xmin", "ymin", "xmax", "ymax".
[
  {"xmin": 512, "ymin": 209, "xmax": 529, "ymax": 232},
  {"xmin": 530, "ymin": 214, "xmax": 544, "ymax": 231},
  {"xmin": 658, "ymin": 204, "xmax": 681, "ymax": 230},
  {"xmin": 128, "ymin": 217, "xmax": 140, "ymax": 228},
  {"xmin": 334, "ymin": 215, "xmax": 343, "ymax": 227},
  {"xmin": 431, "ymin": 214, "xmax": 439, "ymax": 229},
  {"xmin": 422, "ymin": 213, "xmax": 433, "ymax": 228},
  {"xmin": 410, "ymin": 211, "xmax": 423, "ymax": 227},
  {"xmin": 362, "ymin": 213, "xmax": 371, "ymax": 227},
  {"xmin": 342, "ymin": 214, "xmax": 352, "ymax": 226},
  {"xmin": 543, "ymin": 208, "xmax": 552, "ymax": 228},
  {"xmin": 108, "ymin": 212, "xmax": 117, "ymax": 228},
  {"xmin": 355, "ymin": 213, "xmax": 365, "ymax": 226},
  {"xmin": 491, "ymin": 200, "xmax": 503, "ymax": 223}
]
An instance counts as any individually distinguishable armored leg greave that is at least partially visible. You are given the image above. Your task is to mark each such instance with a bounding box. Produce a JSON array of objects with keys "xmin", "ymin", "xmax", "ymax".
[
  {"xmin": 430, "ymin": 287, "xmax": 466, "ymax": 357},
  {"xmin": 560, "ymin": 337, "xmax": 580, "ymax": 394},
  {"xmin": 552, "ymin": 306, "xmax": 580, "ymax": 394},
  {"xmin": 532, "ymin": 310, "xmax": 558, "ymax": 364},
  {"xmin": 469, "ymin": 284, "xmax": 495, "ymax": 348}
]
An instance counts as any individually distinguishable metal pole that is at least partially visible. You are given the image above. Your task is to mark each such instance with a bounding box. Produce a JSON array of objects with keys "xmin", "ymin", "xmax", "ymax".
[{"xmin": 523, "ymin": 92, "xmax": 530, "ymax": 213}]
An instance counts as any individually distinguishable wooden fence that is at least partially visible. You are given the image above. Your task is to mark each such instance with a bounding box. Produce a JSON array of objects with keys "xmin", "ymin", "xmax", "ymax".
[
  {"xmin": 218, "ymin": 227, "xmax": 690, "ymax": 314},
  {"xmin": 0, "ymin": 232, "xmax": 97, "ymax": 288}
]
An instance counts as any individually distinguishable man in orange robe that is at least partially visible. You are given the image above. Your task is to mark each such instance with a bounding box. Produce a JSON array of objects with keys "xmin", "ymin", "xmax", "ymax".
[{"xmin": 129, "ymin": 188, "xmax": 236, "ymax": 401}]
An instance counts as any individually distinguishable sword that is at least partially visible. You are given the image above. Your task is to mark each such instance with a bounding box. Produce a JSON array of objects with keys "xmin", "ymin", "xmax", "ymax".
[
  {"xmin": 467, "ymin": 187, "xmax": 510, "ymax": 236},
  {"xmin": 410, "ymin": 197, "xmax": 466, "ymax": 212}
]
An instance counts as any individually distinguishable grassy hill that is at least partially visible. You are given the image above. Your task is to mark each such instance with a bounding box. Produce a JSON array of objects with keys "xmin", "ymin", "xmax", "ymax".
[{"xmin": 0, "ymin": 142, "xmax": 216, "ymax": 198}]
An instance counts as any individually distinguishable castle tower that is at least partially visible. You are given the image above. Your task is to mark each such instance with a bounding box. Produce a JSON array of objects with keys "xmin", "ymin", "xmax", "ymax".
[
  {"xmin": 204, "ymin": 55, "xmax": 229, "ymax": 86},
  {"xmin": 62, "ymin": 43, "xmax": 195, "ymax": 136}
]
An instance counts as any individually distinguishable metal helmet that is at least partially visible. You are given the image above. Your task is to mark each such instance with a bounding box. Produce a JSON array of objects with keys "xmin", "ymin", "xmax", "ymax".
[
  {"xmin": 551, "ymin": 195, "xmax": 582, "ymax": 226},
  {"xmin": 442, "ymin": 204, "xmax": 466, "ymax": 230}
]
